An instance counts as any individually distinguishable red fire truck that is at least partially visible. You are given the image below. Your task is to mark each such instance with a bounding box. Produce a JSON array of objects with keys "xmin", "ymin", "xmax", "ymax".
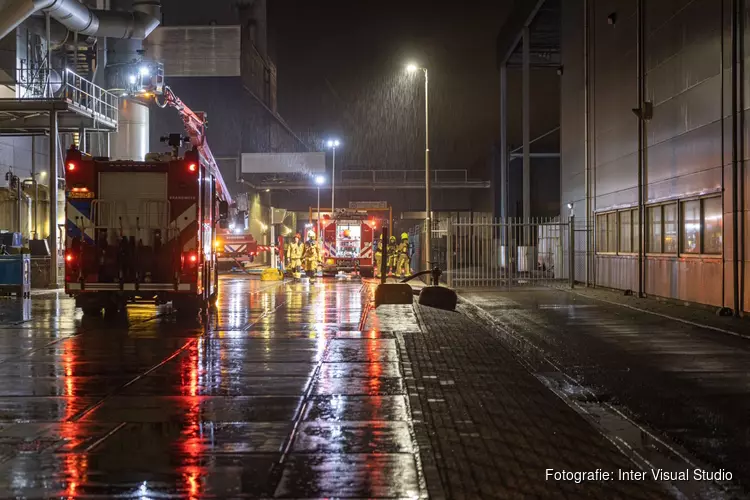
[
  {"xmin": 64, "ymin": 87, "xmax": 231, "ymax": 316},
  {"xmin": 312, "ymin": 207, "xmax": 392, "ymax": 278},
  {"xmin": 215, "ymin": 229, "xmax": 259, "ymax": 269}
]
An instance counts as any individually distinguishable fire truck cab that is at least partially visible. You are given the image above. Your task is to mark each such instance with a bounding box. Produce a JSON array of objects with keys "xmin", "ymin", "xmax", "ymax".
[{"xmin": 64, "ymin": 137, "xmax": 229, "ymax": 316}]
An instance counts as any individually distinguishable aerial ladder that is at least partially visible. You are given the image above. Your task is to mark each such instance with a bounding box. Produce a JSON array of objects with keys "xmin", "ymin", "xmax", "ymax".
[{"xmin": 155, "ymin": 86, "xmax": 232, "ymax": 206}]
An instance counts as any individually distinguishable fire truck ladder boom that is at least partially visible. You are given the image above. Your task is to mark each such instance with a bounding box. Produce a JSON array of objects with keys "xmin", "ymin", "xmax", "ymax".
[{"xmin": 156, "ymin": 86, "xmax": 232, "ymax": 205}]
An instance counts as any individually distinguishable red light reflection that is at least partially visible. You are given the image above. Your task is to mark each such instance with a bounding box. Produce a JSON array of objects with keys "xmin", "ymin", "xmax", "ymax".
[
  {"xmin": 61, "ymin": 340, "xmax": 88, "ymax": 498},
  {"xmin": 179, "ymin": 341, "xmax": 204, "ymax": 499}
]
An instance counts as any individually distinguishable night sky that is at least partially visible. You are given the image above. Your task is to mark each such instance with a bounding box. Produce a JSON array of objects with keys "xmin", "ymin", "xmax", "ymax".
[
  {"xmin": 268, "ymin": 0, "xmax": 512, "ymax": 177},
  {"xmin": 159, "ymin": 0, "xmax": 530, "ymax": 214}
]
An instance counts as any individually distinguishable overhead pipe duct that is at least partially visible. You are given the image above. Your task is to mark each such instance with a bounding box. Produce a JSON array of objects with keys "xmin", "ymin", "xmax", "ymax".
[{"xmin": 0, "ymin": 0, "xmax": 160, "ymax": 42}]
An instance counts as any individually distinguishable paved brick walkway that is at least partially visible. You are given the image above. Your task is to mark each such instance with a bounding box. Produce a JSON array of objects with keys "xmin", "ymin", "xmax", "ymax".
[
  {"xmin": 459, "ymin": 287, "xmax": 750, "ymax": 497},
  {"xmin": 378, "ymin": 302, "xmax": 670, "ymax": 499}
]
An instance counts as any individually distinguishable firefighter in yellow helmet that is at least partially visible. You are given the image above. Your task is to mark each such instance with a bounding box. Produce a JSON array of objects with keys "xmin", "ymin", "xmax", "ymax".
[
  {"xmin": 303, "ymin": 230, "xmax": 322, "ymax": 280},
  {"xmin": 387, "ymin": 235, "xmax": 398, "ymax": 276},
  {"xmin": 374, "ymin": 234, "xmax": 383, "ymax": 277},
  {"xmin": 396, "ymin": 232, "xmax": 412, "ymax": 278},
  {"xmin": 286, "ymin": 233, "xmax": 304, "ymax": 274}
]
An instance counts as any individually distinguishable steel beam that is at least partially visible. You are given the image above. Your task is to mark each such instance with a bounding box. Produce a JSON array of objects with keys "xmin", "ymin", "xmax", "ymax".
[
  {"xmin": 256, "ymin": 181, "xmax": 491, "ymax": 191},
  {"xmin": 500, "ymin": 63, "xmax": 508, "ymax": 228},
  {"xmin": 522, "ymin": 26, "xmax": 531, "ymax": 223},
  {"xmin": 509, "ymin": 153, "xmax": 560, "ymax": 159},
  {"xmin": 49, "ymin": 110, "xmax": 58, "ymax": 288}
]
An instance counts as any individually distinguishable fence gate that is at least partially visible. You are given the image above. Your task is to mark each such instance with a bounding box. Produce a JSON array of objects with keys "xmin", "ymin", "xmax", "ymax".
[{"xmin": 411, "ymin": 217, "xmax": 578, "ymax": 290}]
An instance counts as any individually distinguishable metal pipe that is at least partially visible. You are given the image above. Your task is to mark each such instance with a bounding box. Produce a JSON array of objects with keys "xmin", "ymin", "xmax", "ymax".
[
  {"xmin": 740, "ymin": 0, "xmax": 746, "ymax": 315},
  {"xmin": 0, "ymin": 0, "xmax": 161, "ymax": 42},
  {"xmin": 522, "ymin": 26, "xmax": 531, "ymax": 226},
  {"xmin": 45, "ymin": 10, "xmax": 50, "ymax": 98},
  {"xmin": 732, "ymin": 0, "xmax": 742, "ymax": 315},
  {"xmin": 509, "ymin": 153, "xmax": 561, "ymax": 159},
  {"xmin": 636, "ymin": 0, "xmax": 646, "ymax": 297},
  {"xmin": 31, "ymin": 136, "xmax": 38, "ymax": 239},
  {"xmin": 508, "ymin": 126, "xmax": 561, "ymax": 155},
  {"xmin": 424, "ymin": 67, "xmax": 431, "ymax": 267},
  {"xmin": 48, "ymin": 110, "xmax": 58, "ymax": 287},
  {"xmin": 331, "ymin": 146, "xmax": 336, "ymax": 214},
  {"xmin": 583, "ymin": 0, "xmax": 590, "ymax": 287}
]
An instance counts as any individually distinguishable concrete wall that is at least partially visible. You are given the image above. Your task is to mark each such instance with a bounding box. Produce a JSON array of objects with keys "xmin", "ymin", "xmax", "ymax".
[{"xmin": 560, "ymin": 0, "xmax": 744, "ymax": 309}]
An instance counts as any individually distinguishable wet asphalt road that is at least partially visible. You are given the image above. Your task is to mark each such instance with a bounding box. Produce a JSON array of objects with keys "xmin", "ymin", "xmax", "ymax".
[{"xmin": 0, "ymin": 277, "xmax": 422, "ymax": 498}]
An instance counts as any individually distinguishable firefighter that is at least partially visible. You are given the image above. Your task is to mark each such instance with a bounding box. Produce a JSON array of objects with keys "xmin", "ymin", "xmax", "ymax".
[
  {"xmin": 374, "ymin": 234, "xmax": 383, "ymax": 277},
  {"xmin": 303, "ymin": 231, "xmax": 321, "ymax": 281},
  {"xmin": 396, "ymin": 232, "xmax": 412, "ymax": 278},
  {"xmin": 286, "ymin": 233, "xmax": 304, "ymax": 274},
  {"xmin": 387, "ymin": 235, "xmax": 398, "ymax": 276}
]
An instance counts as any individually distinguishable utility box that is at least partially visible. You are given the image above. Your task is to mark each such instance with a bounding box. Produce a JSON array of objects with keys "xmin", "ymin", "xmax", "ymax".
[
  {"xmin": 0, "ymin": 254, "xmax": 31, "ymax": 298},
  {"xmin": 0, "ymin": 232, "xmax": 22, "ymax": 248}
]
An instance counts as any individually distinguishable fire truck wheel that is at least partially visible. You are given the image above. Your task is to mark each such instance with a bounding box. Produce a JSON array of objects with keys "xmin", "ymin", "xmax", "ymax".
[
  {"xmin": 174, "ymin": 296, "xmax": 205, "ymax": 319},
  {"xmin": 82, "ymin": 305, "xmax": 102, "ymax": 317},
  {"xmin": 104, "ymin": 298, "xmax": 126, "ymax": 319}
]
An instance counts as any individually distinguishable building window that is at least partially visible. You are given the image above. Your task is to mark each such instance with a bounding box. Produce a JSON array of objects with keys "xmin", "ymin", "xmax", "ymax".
[
  {"xmin": 596, "ymin": 214, "xmax": 608, "ymax": 252},
  {"xmin": 678, "ymin": 196, "xmax": 722, "ymax": 255},
  {"xmin": 607, "ymin": 212, "xmax": 617, "ymax": 252},
  {"xmin": 703, "ymin": 197, "xmax": 722, "ymax": 254},
  {"xmin": 648, "ymin": 205, "xmax": 662, "ymax": 253},
  {"xmin": 663, "ymin": 203, "xmax": 677, "ymax": 253},
  {"xmin": 632, "ymin": 208, "xmax": 640, "ymax": 252},
  {"xmin": 596, "ymin": 212, "xmax": 618, "ymax": 253},
  {"xmin": 619, "ymin": 210, "xmax": 632, "ymax": 253},
  {"xmin": 681, "ymin": 200, "xmax": 701, "ymax": 254}
]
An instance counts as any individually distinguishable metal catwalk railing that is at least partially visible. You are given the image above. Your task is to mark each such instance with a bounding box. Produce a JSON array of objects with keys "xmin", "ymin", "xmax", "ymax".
[
  {"xmin": 12, "ymin": 67, "xmax": 119, "ymax": 127},
  {"xmin": 410, "ymin": 217, "xmax": 590, "ymax": 290}
]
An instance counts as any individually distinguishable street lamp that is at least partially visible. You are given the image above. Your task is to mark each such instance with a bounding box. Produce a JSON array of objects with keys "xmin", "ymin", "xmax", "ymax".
[
  {"xmin": 326, "ymin": 139, "xmax": 340, "ymax": 214},
  {"xmin": 406, "ymin": 62, "xmax": 431, "ymax": 267},
  {"xmin": 315, "ymin": 175, "xmax": 325, "ymax": 239}
]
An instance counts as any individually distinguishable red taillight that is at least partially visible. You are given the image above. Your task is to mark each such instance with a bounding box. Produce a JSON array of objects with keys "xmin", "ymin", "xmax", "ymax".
[
  {"xmin": 188, "ymin": 163, "xmax": 197, "ymax": 172},
  {"xmin": 65, "ymin": 253, "xmax": 74, "ymax": 263},
  {"xmin": 67, "ymin": 162, "xmax": 76, "ymax": 172},
  {"xmin": 189, "ymin": 254, "xmax": 198, "ymax": 263}
]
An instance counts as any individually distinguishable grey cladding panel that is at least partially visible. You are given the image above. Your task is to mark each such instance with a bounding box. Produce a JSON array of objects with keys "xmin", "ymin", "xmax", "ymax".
[
  {"xmin": 143, "ymin": 26, "xmax": 241, "ymax": 77},
  {"xmin": 647, "ymin": 120, "xmax": 723, "ymax": 185}
]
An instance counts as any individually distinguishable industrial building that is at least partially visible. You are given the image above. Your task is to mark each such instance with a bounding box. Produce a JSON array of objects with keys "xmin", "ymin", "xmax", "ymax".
[
  {"xmin": 498, "ymin": 0, "xmax": 748, "ymax": 313},
  {"xmin": 0, "ymin": 0, "xmax": 308, "ymax": 281}
]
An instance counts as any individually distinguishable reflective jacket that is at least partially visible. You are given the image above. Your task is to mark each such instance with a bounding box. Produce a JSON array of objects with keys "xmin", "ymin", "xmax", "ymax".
[{"xmin": 287, "ymin": 241, "xmax": 304, "ymax": 260}]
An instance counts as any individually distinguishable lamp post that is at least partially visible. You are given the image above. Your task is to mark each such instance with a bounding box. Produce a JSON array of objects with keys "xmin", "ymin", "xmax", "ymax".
[
  {"xmin": 326, "ymin": 139, "xmax": 340, "ymax": 214},
  {"xmin": 406, "ymin": 63, "xmax": 431, "ymax": 267},
  {"xmin": 315, "ymin": 175, "xmax": 325, "ymax": 239}
]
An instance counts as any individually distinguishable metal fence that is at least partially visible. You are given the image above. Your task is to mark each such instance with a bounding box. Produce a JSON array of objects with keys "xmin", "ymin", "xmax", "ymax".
[{"xmin": 410, "ymin": 217, "xmax": 590, "ymax": 290}]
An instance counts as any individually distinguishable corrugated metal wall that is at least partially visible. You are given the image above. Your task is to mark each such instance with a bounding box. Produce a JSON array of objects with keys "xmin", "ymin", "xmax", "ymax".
[{"xmin": 561, "ymin": 0, "xmax": 743, "ymax": 309}]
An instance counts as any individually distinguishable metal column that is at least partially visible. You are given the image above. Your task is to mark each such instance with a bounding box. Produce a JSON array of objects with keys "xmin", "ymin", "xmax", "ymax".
[
  {"xmin": 522, "ymin": 26, "xmax": 531, "ymax": 223},
  {"xmin": 49, "ymin": 110, "xmax": 58, "ymax": 288},
  {"xmin": 583, "ymin": 0, "xmax": 591, "ymax": 286},
  {"xmin": 500, "ymin": 64, "xmax": 508, "ymax": 225},
  {"xmin": 636, "ymin": 0, "xmax": 645, "ymax": 298},
  {"xmin": 500, "ymin": 63, "xmax": 510, "ymax": 276}
]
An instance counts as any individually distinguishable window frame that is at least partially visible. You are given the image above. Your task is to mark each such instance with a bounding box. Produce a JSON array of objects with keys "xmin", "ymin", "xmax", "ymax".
[
  {"xmin": 646, "ymin": 196, "xmax": 722, "ymax": 258},
  {"xmin": 595, "ymin": 211, "xmax": 618, "ymax": 254},
  {"xmin": 595, "ymin": 196, "xmax": 723, "ymax": 258}
]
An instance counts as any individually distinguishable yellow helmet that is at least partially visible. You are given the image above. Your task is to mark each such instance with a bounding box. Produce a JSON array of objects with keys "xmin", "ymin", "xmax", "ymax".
[
  {"xmin": 401, "ymin": 232, "xmax": 408, "ymax": 240},
  {"xmin": 307, "ymin": 230, "xmax": 316, "ymax": 240},
  {"xmin": 389, "ymin": 235, "xmax": 396, "ymax": 242},
  {"xmin": 379, "ymin": 234, "xmax": 383, "ymax": 240}
]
